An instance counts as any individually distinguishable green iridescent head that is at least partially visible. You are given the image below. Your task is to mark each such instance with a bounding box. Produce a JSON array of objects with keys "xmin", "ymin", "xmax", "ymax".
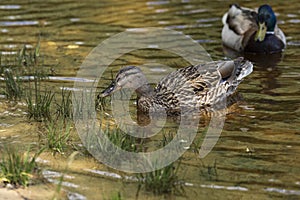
[{"xmin": 255, "ymin": 5, "xmax": 277, "ymax": 42}]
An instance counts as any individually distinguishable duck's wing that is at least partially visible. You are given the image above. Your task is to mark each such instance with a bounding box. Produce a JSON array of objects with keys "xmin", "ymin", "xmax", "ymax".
[
  {"xmin": 274, "ymin": 25, "xmax": 286, "ymax": 46},
  {"xmin": 154, "ymin": 65, "xmax": 215, "ymax": 111},
  {"xmin": 157, "ymin": 62, "xmax": 229, "ymax": 109},
  {"xmin": 216, "ymin": 58, "xmax": 253, "ymax": 99},
  {"xmin": 192, "ymin": 58, "xmax": 253, "ymax": 106},
  {"xmin": 217, "ymin": 58, "xmax": 253, "ymax": 84},
  {"xmin": 155, "ymin": 58, "xmax": 253, "ymax": 110},
  {"xmin": 222, "ymin": 4, "xmax": 258, "ymax": 51}
]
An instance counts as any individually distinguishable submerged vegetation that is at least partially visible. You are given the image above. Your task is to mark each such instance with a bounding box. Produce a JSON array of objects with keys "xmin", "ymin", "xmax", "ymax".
[
  {"xmin": 136, "ymin": 162, "xmax": 184, "ymax": 195},
  {"xmin": 136, "ymin": 132, "xmax": 185, "ymax": 195},
  {"xmin": 199, "ymin": 160, "xmax": 218, "ymax": 181}
]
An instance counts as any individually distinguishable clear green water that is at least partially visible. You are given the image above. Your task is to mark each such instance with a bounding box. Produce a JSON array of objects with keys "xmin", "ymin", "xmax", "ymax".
[{"xmin": 0, "ymin": 0, "xmax": 300, "ymax": 199}]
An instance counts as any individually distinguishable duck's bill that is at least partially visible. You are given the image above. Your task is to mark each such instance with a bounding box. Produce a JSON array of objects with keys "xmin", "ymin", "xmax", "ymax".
[
  {"xmin": 99, "ymin": 81, "xmax": 118, "ymax": 97},
  {"xmin": 255, "ymin": 22, "xmax": 267, "ymax": 42}
]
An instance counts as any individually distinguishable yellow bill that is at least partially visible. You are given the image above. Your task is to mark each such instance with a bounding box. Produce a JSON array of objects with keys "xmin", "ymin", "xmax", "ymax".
[{"xmin": 255, "ymin": 22, "xmax": 267, "ymax": 42}]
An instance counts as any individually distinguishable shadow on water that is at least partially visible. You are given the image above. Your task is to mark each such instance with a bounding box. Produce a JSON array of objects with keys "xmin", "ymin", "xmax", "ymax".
[{"xmin": 222, "ymin": 45, "xmax": 284, "ymax": 68}]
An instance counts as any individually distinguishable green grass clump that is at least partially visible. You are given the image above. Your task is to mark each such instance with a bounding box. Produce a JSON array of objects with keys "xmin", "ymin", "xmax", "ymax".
[
  {"xmin": 0, "ymin": 146, "xmax": 43, "ymax": 187},
  {"xmin": 0, "ymin": 41, "xmax": 41, "ymax": 100},
  {"xmin": 93, "ymin": 125, "xmax": 144, "ymax": 156},
  {"xmin": 22, "ymin": 42, "xmax": 53, "ymax": 121},
  {"xmin": 136, "ymin": 162, "xmax": 184, "ymax": 195},
  {"xmin": 55, "ymin": 88, "xmax": 73, "ymax": 121},
  {"xmin": 3, "ymin": 68, "xmax": 23, "ymax": 100},
  {"xmin": 106, "ymin": 127, "xmax": 142, "ymax": 152},
  {"xmin": 0, "ymin": 41, "xmax": 58, "ymax": 122},
  {"xmin": 26, "ymin": 87, "xmax": 54, "ymax": 121},
  {"xmin": 17, "ymin": 42, "xmax": 40, "ymax": 68},
  {"xmin": 44, "ymin": 120, "xmax": 72, "ymax": 155},
  {"xmin": 136, "ymin": 132, "xmax": 185, "ymax": 195}
]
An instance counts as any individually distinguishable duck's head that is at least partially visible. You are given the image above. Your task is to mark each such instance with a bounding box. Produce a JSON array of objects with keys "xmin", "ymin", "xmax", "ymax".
[
  {"xmin": 255, "ymin": 4, "xmax": 277, "ymax": 42},
  {"xmin": 100, "ymin": 66, "xmax": 151, "ymax": 98}
]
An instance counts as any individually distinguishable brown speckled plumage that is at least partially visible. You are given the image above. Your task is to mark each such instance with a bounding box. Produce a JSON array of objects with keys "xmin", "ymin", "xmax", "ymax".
[{"xmin": 100, "ymin": 57, "xmax": 253, "ymax": 115}]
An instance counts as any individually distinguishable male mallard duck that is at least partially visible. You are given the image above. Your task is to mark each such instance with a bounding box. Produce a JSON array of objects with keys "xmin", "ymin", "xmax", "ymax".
[
  {"xmin": 99, "ymin": 58, "xmax": 253, "ymax": 115},
  {"xmin": 222, "ymin": 4, "xmax": 286, "ymax": 53}
]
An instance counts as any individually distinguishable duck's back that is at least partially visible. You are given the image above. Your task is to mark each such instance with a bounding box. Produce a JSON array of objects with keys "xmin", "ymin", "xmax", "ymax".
[
  {"xmin": 154, "ymin": 64, "xmax": 219, "ymax": 112},
  {"xmin": 153, "ymin": 60, "xmax": 251, "ymax": 113},
  {"xmin": 137, "ymin": 59, "xmax": 252, "ymax": 115}
]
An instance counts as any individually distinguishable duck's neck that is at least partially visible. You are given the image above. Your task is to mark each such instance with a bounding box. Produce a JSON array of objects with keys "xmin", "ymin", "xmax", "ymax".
[
  {"xmin": 135, "ymin": 84, "xmax": 154, "ymax": 98},
  {"xmin": 136, "ymin": 84, "xmax": 156, "ymax": 113}
]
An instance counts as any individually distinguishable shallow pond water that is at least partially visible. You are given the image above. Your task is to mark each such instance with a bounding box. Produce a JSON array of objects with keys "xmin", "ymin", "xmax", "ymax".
[{"xmin": 0, "ymin": 0, "xmax": 300, "ymax": 199}]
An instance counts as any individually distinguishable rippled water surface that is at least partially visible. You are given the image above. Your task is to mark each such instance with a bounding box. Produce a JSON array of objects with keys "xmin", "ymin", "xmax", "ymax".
[{"xmin": 0, "ymin": 0, "xmax": 300, "ymax": 199}]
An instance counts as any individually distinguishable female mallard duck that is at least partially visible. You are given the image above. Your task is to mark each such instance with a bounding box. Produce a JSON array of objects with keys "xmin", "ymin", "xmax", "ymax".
[
  {"xmin": 222, "ymin": 4, "xmax": 286, "ymax": 53},
  {"xmin": 100, "ymin": 58, "xmax": 253, "ymax": 115}
]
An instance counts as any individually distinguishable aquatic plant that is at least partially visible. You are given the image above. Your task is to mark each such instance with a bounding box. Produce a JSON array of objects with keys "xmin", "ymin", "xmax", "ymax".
[
  {"xmin": 136, "ymin": 161, "xmax": 184, "ymax": 195},
  {"xmin": 26, "ymin": 87, "xmax": 54, "ymax": 121},
  {"xmin": 72, "ymin": 88, "xmax": 96, "ymax": 121},
  {"xmin": 94, "ymin": 123, "xmax": 143, "ymax": 154},
  {"xmin": 199, "ymin": 160, "xmax": 218, "ymax": 181},
  {"xmin": 0, "ymin": 44, "xmax": 37, "ymax": 100},
  {"xmin": 17, "ymin": 41, "xmax": 40, "ymax": 68},
  {"xmin": 136, "ymin": 132, "xmax": 185, "ymax": 195},
  {"xmin": 23, "ymin": 44, "xmax": 54, "ymax": 121},
  {"xmin": 105, "ymin": 127, "xmax": 142, "ymax": 152},
  {"xmin": 54, "ymin": 88, "xmax": 73, "ymax": 121},
  {"xmin": 189, "ymin": 127, "xmax": 209, "ymax": 154},
  {"xmin": 0, "ymin": 146, "xmax": 43, "ymax": 187},
  {"xmin": 44, "ymin": 119, "xmax": 71, "ymax": 155},
  {"xmin": 3, "ymin": 68, "xmax": 23, "ymax": 100},
  {"xmin": 0, "ymin": 41, "xmax": 55, "ymax": 121}
]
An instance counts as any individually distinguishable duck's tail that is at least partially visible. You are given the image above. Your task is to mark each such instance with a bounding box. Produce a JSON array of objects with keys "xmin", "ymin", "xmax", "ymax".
[
  {"xmin": 234, "ymin": 57, "xmax": 253, "ymax": 81},
  {"xmin": 218, "ymin": 57, "xmax": 253, "ymax": 95}
]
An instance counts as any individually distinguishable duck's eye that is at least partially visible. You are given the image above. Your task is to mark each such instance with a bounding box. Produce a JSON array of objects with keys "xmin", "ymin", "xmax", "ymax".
[{"xmin": 258, "ymin": 15, "xmax": 264, "ymax": 22}]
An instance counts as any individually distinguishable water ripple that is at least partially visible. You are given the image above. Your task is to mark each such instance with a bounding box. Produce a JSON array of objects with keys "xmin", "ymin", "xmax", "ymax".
[
  {"xmin": 200, "ymin": 184, "xmax": 248, "ymax": 191},
  {"xmin": 146, "ymin": 1, "xmax": 169, "ymax": 6},
  {"xmin": 289, "ymin": 19, "xmax": 300, "ymax": 23},
  {"xmin": 0, "ymin": 5, "xmax": 21, "ymax": 9},
  {"xmin": 265, "ymin": 187, "xmax": 300, "ymax": 195},
  {"xmin": 0, "ymin": 21, "xmax": 39, "ymax": 26}
]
